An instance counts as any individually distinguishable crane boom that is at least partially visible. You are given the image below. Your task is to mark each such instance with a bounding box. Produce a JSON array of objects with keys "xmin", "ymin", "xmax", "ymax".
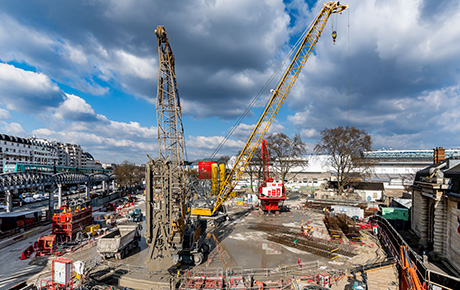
[{"xmin": 212, "ymin": 1, "xmax": 348, "ymax": 214}]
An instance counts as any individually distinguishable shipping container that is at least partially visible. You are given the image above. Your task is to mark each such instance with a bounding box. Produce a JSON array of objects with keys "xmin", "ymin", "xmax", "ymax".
[{"xmin": 381, "ymin": 207, "xmax": 409, "ymax": 221}]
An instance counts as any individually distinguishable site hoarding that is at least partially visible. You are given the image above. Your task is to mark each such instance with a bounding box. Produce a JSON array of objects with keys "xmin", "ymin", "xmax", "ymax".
[{"xmin": 381, "ymin": 207, "xmax": 409, "ymax": 221}]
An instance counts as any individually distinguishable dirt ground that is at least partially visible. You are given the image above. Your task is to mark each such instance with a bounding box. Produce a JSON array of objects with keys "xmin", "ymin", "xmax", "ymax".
[{"xmin": 14, "ymin": 193, "xmax": 397, "ymax": 289}]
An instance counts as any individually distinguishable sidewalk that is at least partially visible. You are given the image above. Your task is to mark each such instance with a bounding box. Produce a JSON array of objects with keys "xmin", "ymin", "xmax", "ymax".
[{"xmin": 0, "ymin": 224, "xmax": 50, "ymax": 250}]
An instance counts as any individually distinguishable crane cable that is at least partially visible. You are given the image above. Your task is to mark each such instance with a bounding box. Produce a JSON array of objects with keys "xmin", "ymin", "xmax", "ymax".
[
  {"xmin": 208, "ymin": 7, "xmax": 320, "ymax": 160},
  {"xmin": 347, "ymin": 7, "xmax": 350, "ymax": 126}
]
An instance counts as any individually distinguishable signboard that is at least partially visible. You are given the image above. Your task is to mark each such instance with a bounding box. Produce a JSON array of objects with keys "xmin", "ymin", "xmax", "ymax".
[
  {"xmin": 381, "ymin": 207, "xmax": 409, "ymax": 221},
  {"xmin": 261, "ymin": 183, "xmax": 283, "ymax": 197}
]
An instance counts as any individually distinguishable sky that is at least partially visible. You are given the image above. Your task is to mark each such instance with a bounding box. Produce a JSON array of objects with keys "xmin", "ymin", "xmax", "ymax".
[{"xmin": 1, "ymin": 0, "xmax": 460, "ymax": 165}]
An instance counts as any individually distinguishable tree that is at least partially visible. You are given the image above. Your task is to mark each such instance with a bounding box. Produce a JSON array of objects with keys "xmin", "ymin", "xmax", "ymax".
[
  {"xmin": 114, "ymin": 161, "xmax": 145, "ymax": 188},
  {"xmin": 216, "ymin": 155, "xmax": 230, "ymax": 166},
  {"xmin": 314, "ymin": 126, "xmax": 372, "ymax": 196},
  {"xmin": 235, "ymin": 149, "xmax": 263, "ymax": 192},
  {"xmin": 266, "ymin": 133, "xmax": 308, "ymax": 182}
]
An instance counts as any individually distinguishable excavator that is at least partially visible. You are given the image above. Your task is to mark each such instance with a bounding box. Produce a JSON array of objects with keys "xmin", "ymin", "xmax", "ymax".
[{"xmin": 145, "ymin": 1, "xmax": 349, "ymax": 272}]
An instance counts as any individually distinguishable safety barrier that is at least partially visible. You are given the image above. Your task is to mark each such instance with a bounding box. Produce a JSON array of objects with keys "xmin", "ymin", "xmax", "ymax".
[{"xmin": 373, "ymin": 215, "xmax": 460, "ymax": 289}]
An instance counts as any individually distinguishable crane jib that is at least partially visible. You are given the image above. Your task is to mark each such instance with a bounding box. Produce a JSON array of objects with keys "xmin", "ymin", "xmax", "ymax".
[{"xmin": 212, "ymin": 1, "xmax": 349, "ymax": 214}]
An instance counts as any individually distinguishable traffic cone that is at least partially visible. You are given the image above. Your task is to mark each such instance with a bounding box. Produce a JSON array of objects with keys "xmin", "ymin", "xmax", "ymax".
[{"xmin": 20, "ymin": 251, "xmax": 27, "ymax": 260}]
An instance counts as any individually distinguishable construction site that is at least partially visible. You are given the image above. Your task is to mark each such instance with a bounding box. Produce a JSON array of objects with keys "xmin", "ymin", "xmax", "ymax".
[{"xmin": 2, "ymin": 1, "xmax": 460, "ymax": 290}]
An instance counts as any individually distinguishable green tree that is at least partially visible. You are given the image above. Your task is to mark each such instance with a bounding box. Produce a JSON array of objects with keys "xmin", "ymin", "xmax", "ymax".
[{"xmin": 314, "ymin": 126, "xmax": 372, "ymax": 196}]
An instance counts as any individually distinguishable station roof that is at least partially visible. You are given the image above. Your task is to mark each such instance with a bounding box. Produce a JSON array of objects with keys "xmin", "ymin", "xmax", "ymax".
[{"xmin": 0, "ymin": 208, "xmax": 43, "ymax": 218}]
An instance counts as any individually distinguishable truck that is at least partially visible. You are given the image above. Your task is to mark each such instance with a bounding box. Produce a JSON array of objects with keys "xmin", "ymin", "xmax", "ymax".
[{"xmin": 97, "ymin": 223, "xmax": 142, "ymax": 260}]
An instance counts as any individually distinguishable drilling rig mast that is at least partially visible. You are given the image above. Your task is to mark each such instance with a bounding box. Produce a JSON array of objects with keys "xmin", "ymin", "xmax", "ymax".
[{"xmin": 145, "ymin": 26, "xmax": 207, "ymax": 271}]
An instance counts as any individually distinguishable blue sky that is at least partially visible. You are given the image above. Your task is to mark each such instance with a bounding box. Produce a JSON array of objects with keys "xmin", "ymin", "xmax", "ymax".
[{"xmin": 1, "ymin": 0, "xmax": 460, "ymax": 164}]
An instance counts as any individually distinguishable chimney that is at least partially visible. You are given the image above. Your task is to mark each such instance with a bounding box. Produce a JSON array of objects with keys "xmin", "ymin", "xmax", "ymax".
[{"xmin": 434, "ymin": 147, "xmax": 445, "ymax": 164}]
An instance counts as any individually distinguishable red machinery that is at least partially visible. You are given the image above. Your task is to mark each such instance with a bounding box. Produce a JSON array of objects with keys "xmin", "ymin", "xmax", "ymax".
[
  {"xmin": 31, "ymin": 207, "xmax": 94, "ymax": 258},
  {"xmin": 258, "ymin": 139, "xmax": 286, "ymax": 212},
  {"xmin": 52, "ymin": 206, "xmax": 93, "ymax": 242},
  {"xmin": 35, "ymin": 234, "xmax": 58, "ymax": 256},
  {"xmin": 198, "ymin": 161, "xmax": 217, "ymax": 179}
]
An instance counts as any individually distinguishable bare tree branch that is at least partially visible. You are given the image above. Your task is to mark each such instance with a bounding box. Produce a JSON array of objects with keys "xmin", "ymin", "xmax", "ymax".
[
  {"xmin": 314, "ymin": 126, "xmax": 373, "ymax": 195},
  {"xmin": 114, "ymin": 161, "xmax": 145, "ymax": 188},
  {"xmin": 266, "ymin": 133, "xmax": 308, "ymax": 182}
]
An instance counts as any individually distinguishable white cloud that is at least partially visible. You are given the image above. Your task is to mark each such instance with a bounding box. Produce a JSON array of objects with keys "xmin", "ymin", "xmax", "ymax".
[
  {"xmin": 54, "ymin": 94, "xmax": 97, "ymax": 121},
  {"xmin": 187, "ymin": 135, "xmax": 244, "ymax": 150},
  {"xmin": 2, "ymin": 0, "xmax": 460, "ymax": 162},
  {"xmin": 1, "ymin": 122, "xmax": 27, "ymax": 136},
  {"xmin": 0, "ymin": 108, "xmax": 11, "ymax": 120},
  {"xmin": 113, "ymin": 50, "xmax": 156, "ymax": 81},
  {"xmin": 31, "ymin": 128, "xmax": 157, "ymax": 162},
  {"xmin": 0, "ymin": 63, "xmax": 64, "ymax": 113},
  {"xmin": 300, "ymin": 128, "xmax": 318, "ymax": 138}
]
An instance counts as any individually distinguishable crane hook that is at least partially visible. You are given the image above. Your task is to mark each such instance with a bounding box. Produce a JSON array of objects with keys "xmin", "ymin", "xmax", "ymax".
[{"xmin": 332, "ymin": 30, "xmax": 337, "ymax": 44}]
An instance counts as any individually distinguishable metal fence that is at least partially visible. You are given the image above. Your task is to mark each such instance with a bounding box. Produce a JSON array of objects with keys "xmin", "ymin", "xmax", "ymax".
[{"xmin": 373, "ymin": 215, "xmax": 460, "ymax": 289}]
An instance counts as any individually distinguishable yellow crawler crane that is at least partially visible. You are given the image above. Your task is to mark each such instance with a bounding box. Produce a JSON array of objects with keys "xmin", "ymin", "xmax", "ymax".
[{"xmin": 207, "ymin": 1, "xmax": 349, "ymax": 216}]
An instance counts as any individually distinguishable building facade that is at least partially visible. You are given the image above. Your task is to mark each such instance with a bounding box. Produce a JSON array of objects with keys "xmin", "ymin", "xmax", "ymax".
[
  {"xmin": 53, "ymin": 142, "xmax": 83, "ymax": 168},
  {"xmin": 412, "ymin": 151, "xmax": 460, "ymax": 273},
  {"xmin": 0, "ymin": 134, "xmax": 58, "ymax": 170},
  {"xmin": 0, "ymin": 133, "xmax": 99, "ymax": 172},
  {"xmin": 81, "ymin": 152, "xmax": 102, "ymax": 169},
  {"xmin": 364, "ymin": 148, "xmax": 460, "ymax": 193}
]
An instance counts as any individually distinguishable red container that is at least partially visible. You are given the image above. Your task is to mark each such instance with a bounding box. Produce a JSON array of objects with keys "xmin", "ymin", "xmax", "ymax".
[{"xmin": 198, "ymin": 161, "xmax": 216, "ymax": 179}]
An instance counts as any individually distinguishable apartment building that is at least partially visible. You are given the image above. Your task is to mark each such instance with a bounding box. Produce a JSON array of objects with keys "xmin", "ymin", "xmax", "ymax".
[
  {"xmin": 53, "ymin": 142, "xmax": 83, "ymax": 168},
  {"xmin": 0, "ymin": 134, "xmax": 58, "ymax": 170},
  {"xmin": 81, "ymin": 152, "xmax": 102, "ymax": 169},
  {"xmin": 0, "ymin": 133, "xmax": 99, "ymax": 172}
]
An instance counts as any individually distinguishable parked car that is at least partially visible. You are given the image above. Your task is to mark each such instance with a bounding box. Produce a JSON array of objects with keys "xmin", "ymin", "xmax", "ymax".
[
  {"xmin": 33, "ymin": 194, "xmax": 43, "ymax": 201},
  {"xmin": 23, "ymin": 197, "xmax": 35, "ymax": 203}
]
